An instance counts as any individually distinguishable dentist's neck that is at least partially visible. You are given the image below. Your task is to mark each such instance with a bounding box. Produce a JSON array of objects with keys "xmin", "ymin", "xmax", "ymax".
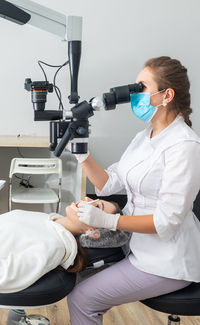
[{"xmin": 150, "ymin": 109, "xmax": 177, "ymax": 138}]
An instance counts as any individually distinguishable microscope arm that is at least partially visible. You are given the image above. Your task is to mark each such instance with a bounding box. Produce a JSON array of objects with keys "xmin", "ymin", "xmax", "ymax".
[{"xmin": 0, "ymin": 0, "xmax": 82, "ymax": 104}]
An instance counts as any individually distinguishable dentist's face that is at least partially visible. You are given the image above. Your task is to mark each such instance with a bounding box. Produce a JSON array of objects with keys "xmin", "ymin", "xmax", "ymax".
[{"xmin": 136, "ymin": 67, "xmax": 164, "ymax": 108}]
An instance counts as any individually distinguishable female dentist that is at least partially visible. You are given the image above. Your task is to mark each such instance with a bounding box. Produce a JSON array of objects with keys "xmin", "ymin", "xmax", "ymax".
[{"xmin": 67, "ymin": 56, "xmax": 200, "ymax": 325}]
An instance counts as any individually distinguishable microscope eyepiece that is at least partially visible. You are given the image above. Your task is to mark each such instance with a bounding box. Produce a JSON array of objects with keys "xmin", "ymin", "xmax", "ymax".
[
  {"xmin": 128, "ymin": 82, "xmax": 144, "ymax": 93},
  {"xmin": 103, "ymin": 82, "xmax": 144, "ymax": 110}
]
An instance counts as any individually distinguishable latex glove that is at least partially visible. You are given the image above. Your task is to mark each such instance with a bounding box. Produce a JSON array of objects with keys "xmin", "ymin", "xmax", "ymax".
[
  {"xmin": 78, "ymin": 202, "xmax": 120, "ymax": 230},
  {"xmin": 75, "ymin": 152, "xmax": 90, "ymax": 164},
  {"xmin": 66, "ymin": 142, "xmax": 89, "ymax": 164}
]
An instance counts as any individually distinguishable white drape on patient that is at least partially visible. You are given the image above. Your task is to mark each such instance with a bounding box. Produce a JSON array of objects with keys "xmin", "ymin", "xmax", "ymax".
[{"xmin": 0, "ymin": 210, "xmax": 77, "ymax": 293}]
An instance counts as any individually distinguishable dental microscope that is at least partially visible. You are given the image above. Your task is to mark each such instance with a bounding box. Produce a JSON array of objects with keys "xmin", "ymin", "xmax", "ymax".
[
  {"xmin": 0, "ymin": 0, "xmax": 144, "ymax": 159},
  {"xmin": 0, "ymin": 2, "xmax": 144, "ymax": 325}
]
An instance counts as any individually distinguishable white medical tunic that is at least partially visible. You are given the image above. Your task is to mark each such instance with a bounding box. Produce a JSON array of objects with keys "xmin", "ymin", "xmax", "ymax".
[
  {"xmin": 0, "ymin": 210, "xmax": 77, "ymax": 293},
  {"xmin": 96, "ymin": 115, "xmax": 200, "ymax": 282}
]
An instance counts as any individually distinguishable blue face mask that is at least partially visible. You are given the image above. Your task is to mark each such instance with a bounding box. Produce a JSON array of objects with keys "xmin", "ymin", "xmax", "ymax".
[{"xmin": 130, "ymin": 90, "xmax": 166, "ymax": 122}]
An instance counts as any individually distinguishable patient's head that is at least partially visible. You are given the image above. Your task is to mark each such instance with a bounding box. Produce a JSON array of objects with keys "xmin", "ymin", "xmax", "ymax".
[
  {"xmin": 56, "ymin": 198, "xmax": 122, "ymax": 273},
  {"xmin": 55, "ymin": 197, "xmax": 121, "ymax": 236},
  {"xmin": 69, "ymin": 197, "xmax": 121, "ymax": 215}
]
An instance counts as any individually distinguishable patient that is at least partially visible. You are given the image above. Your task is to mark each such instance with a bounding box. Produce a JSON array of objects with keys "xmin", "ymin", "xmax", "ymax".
[
  {"xmin": 62, "ymin": 197, "xmax": 131, "ymax": 248},
  {"xmin": 0, "ymin": 198, "xmax": 130, "ymax": 294}
]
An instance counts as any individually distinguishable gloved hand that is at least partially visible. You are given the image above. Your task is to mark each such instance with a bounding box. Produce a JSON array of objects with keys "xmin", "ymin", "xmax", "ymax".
[
  {"xmin": 66, "ymin": 143, "xmax": 90, "ymax": 164},
  {"xmin": 78, "ymin": 202, "xmax": 120, "ymax": 230},
  {"xmin": 74, "ymin": 152, "xmax": 90, "ymax": 164}
]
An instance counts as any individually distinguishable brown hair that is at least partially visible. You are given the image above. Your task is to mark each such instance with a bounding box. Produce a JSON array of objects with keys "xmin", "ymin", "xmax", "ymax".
[
  {"xmin": 144, "ymin": 56, "xmax": 192, "ymax": 127},
  {"xmin": 67, "ymin": 238, "xmax": 88, "ymax": 273}
]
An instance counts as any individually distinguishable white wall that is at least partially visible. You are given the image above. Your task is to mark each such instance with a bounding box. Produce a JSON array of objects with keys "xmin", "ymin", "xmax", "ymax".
[{"xmin": 0, "ymin": 0, "xmax": 200, "ymax": 196}]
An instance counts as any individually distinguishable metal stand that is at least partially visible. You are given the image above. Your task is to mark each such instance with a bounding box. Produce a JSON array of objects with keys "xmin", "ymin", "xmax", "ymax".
[
  {"xmin": 19, "ymin": 315, "xmax": 50, "ymax": 324},
  {"xmin": 168, "ymin": 314, "xmax": 181, "ymax": 325},
  {"xmin": 7, "ymin": 309, "xmax": 26, "ymax": 325},
  {"xmin": 7, "ymin": 310, "xmax": 50, "ymax": 325}
]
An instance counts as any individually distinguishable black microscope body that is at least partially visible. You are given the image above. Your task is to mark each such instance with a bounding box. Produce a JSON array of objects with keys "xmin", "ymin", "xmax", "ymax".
[{"xmin": 25, "ymin": 79, "xmax": 144, "ymax": 157}]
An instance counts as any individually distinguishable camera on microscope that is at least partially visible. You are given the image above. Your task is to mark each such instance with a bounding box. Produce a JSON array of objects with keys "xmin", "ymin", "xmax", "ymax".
[{"xmin": 24, "ymin": 78, "xmax": 53, "ymax": 111}]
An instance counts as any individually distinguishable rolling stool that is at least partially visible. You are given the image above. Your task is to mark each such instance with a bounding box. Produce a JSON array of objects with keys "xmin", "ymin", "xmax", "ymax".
[
  {"xmin": 0, "ymin": 247, "xmax": 125, "ymax": 324},
  {"xmin": 140, "ymin": 190, "xmax": 200, "ymax": 325},
  {"xmin": 141, "ymin": 282, "xmax": 200, "ymax": 325}
]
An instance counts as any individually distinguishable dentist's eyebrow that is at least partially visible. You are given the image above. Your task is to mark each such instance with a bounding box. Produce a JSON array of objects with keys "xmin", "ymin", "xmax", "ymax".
[{"xmin": 139, "ymin": 81, "xmax": 147, "ymax": 86}]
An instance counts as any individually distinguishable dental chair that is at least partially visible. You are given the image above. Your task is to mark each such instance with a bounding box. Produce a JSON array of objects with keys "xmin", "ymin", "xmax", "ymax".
[
  {"xmin": 0, "ymin": 246, "xmax": 125, "ymax": 324},
  {"xmin": 0, "ymin": 269, "xmax": 76, "ymax": 325},
  {"xmin": 1, "ymin": 192, "xmax": 200, "ymax": 325}
]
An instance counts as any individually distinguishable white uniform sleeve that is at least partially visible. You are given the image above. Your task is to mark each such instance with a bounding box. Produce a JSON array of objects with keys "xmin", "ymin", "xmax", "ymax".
[
  {"xmin": 153, "ymin": 141, "xmax": 200, "ymax": 242},
  {"xmin": 95, "ymin": 162, "xmax": 125, "ymax": 196},
  {"xmin": 95, "ymin": 130, "xmax": 145, "ymax": 197}
]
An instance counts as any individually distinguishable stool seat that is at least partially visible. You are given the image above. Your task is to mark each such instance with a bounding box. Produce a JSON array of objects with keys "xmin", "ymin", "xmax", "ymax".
[
  {"xmin": 141, "ymin": 282, "xmax": 200, "ymax": 316},
  {"xmin": 0, "ymin": 269, "xmax": 76, "ymax": 307}
]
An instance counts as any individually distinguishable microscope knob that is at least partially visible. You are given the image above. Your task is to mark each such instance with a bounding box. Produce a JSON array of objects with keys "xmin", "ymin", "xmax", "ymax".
[
  {"xmin": 76, "ymin": 126, "xmax": 87, "ymax": 135},
  {"xmin": 91, "ymin": 97, "xmax": 105, "ymax": 111}
]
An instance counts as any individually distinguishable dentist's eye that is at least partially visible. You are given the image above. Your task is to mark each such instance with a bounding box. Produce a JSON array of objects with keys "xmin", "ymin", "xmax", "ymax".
[{"xmin": 141, "ymin": 84, "xmax": 146, "ymax": 90}]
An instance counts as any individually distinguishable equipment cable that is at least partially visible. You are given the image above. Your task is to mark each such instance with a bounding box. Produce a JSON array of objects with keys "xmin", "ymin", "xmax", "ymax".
[{"xmin": 38, "ymin": 60, "xmax": 69, "ymax": 110}]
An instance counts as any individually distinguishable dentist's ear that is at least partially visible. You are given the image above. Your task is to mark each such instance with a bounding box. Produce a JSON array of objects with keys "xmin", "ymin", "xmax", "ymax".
[{"xmin": 164, "ymin": 88, "xmax": 175, "ymax": 105}]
